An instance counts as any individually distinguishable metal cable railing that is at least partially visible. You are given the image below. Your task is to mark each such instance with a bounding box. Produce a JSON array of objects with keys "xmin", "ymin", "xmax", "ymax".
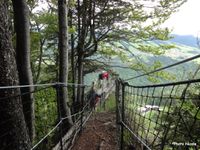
[
  {"xmin": 0, "ymin": 83, "xmax": 94, "ymax": 150},
  {"xmin": 116, "ymin": 79, "xmax": 200, "ymax": 149},
  {"xmin": 116, "ymin": 52, "xmax": 200, "ymax": 150}
]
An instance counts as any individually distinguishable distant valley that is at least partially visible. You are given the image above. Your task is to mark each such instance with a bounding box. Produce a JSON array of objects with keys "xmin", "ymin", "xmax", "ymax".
[{"xmin": 85, "ymin": 34, "xmax": 200, "ymax": 85}]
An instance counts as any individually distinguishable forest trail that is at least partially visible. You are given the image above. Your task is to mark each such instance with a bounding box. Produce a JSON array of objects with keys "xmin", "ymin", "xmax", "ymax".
[{"xmin": 71, "ymin": 111, "xmax": 118, "ymax": 150}]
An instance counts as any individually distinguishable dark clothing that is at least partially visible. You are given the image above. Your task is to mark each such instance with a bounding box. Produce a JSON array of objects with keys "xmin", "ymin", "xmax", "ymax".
[
  {"xmin": 99, "ymin": 74, "xmax": 103, "ymax": 80},
  {"xmin": 89, "ymin": 91, "xmax": 101, "ymax": 109}
]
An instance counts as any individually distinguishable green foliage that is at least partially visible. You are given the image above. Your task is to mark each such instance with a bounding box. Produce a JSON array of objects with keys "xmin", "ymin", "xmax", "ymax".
[
  {"xmin": 96, "ymin": 93, "xmax": 116, "ymax": 112},
  {"xmin": 136, "ymin": 44, "xmax": 166, "ymax": 55},
  {"xmin": 160, "ymin": 43, "xmax": 176, "ymax": 50},
  {"xmin": 98, "ymin": 44, "xmax": 118, "ymax": 57},
  {"xmin": 159, "ymin": 105, "xmax": 200, "ymax": 147},
  {"xmin": 179, "ymin": 101, "xmax": 200, "ymax": 119},
  {"xmin": 151, "ymin": 28, "xmax": 172, "ymax": 41},
  {"xmin": 157, "ymin": 85, "xmax": 200, "ymax": 148},
  {"xmin": 28, "ymin": 0, "xmax": 187, "ymax": 83},
  {"xmin": 98, "ymin": 42, "xmax": 131, "ymax": 63},
  {"xmin": 69, "ymin": 0, "xmax": 76, "ymax": 8},
  {"xmin": 129, "ymin": 60, "xmax": 176, "ymax": 83},
  {"xmin": 69, "ymin": 26, "xmax": 76, "ymax": 34},
  {"xmin": 32, "ymin": 12, "xmax": 58, "ymax": 38},
  {"xmin": 30, "ymin": 4, "xmax": 59, "ymax": 83},
  {"xmin": 105, "ymin": 0, "xmax": 185, "ymax": 76},
  {"xmin": 34, "ymin": 87, "xmax": 58, "ymax": 148},
  {"xmin": 124, "ymin": 83, "xmax": 200, "ymax": 149},
  {"xmin": 98, "ymin": 37, "xmax": 177, "ymax": 83}
]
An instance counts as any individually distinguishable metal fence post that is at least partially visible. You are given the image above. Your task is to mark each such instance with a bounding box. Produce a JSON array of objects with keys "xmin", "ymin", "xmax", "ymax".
[
  {"xmin": 115, "ymin": 79, "xmax": 120, "ymax": 124},
  {"xmin": 55, "ymin": 84, "xmax": 63, "ymax": 150},
  {"xmin": 120, "ymin": 82, "xmax": 125, "ymax": 150},
  {"xmin": 103, "ymin": 92, "xmax": 106, "ymax": 110},
  {"xmin": 80, "ymin": 85, "xmax": 85, "ymax": 133}
]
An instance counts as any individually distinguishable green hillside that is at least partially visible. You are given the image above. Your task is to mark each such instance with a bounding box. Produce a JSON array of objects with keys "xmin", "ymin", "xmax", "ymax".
[{"xmin": 84, "ymin": 40, "xmax": 200, "ymax": 85}]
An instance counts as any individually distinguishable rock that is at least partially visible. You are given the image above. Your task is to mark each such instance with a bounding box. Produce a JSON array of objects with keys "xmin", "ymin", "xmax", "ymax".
[{"xmin": 103, "ymin": 121, "xmax": 112, "ymax": 126}]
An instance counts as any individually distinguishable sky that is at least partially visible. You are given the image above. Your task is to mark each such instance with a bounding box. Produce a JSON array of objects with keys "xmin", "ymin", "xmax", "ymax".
[
  {"xmin": 163, "ymin": 0, "xmax": 200, "ymax": 36},
  {"xmin": 36, "ymin": 0, "xmax": 199, "ymax": 36}
]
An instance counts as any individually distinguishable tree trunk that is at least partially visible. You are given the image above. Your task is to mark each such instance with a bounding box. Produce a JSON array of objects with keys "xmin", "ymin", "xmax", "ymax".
[
  {"xmin": 76, "ymin": 54, "xmax": 84, "ymax": 112},
  {"xmin": 69, "ymin": 9, "xmax": 77, "ymax": 114},
  {"xmin": 0, "ymin": 1, "xmax": 31, "ymax": 149},
  {"xmin": 58, "ymin": 0, "xmax": 73, "ymax": 128},
  {"xmin": 35, "ymin": 39, "xmax": 45, "ymax": 83},
  {"xmin": 12, "ymin": 0, "xmax": 35, "ymax": 142},
  {"xmin": 75, "ymin": 0, "xmax": 87, "ymax": 111}
]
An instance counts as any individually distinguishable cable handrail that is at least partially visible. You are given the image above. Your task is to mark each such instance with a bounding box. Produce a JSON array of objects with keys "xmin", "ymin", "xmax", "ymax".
[
  {"xmin": 116, "ymin": 78, "xmax": 200, "ymax": 149},
  {"xmin": 0, "ymin": 79, "xmax": 113, "ymax": 149},
  {"xmin": 31, "ymin": 101, "xmax": 92, "ymax": 150},
  {"xmin": 0, "ymin": 86, "xmax": 52, "ymax": 100},
  {"xmin": 31, "ymin": 120, "xmax": 62, "ymax": 150},
  {"xmin": 0, "ymin": 82, "xmax": 90, "ymax": 89},
  {"xmin": 124, "ymin": 54, "xmax": 200, "ymax": 81},
  {"xmin": 121, "ymin": 121, "xmax": 151, "ymax": 150},
  {"xmin": 125, "ymin": 78, "xmax": 200, "ymax": 88}
]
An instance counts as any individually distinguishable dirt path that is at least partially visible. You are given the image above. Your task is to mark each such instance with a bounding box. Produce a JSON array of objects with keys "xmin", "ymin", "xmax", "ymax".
[{"xmin": 72, "ymin": 112, "xmax": 118, "ymax": 150}]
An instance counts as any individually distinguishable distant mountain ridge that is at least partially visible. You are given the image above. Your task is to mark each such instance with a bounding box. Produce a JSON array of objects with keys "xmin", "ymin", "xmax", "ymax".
[{"xmin": 169, "ymin": 34, "xmax": 198, "ymax": 48}]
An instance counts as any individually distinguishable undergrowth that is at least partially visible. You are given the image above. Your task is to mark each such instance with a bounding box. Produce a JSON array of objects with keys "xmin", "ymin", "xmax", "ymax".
[{"xmin": 96, "ymin": 93, "xmax": 116, "ymax": 112}]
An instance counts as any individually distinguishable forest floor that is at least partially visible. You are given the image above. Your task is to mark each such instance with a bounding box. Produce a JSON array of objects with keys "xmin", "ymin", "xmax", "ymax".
[{"xmin": 71, "ymin": 111, "xmax": 118, "ymax": 150}]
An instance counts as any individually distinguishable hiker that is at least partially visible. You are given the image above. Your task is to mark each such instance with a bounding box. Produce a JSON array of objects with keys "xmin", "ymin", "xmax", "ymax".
[
  {"xmin": 89, "ymin": 92, "xmax": 101, "ymax": 110},
  {"xmin": 101, "ymin": 71, "xmax": 109, "ymax": 88},
  {"xmin": 102, "ymin": 71, "xmax": 109, "ymax": 80},
  {"xmin": 98, "ymin": 73, "xmax": 103, "ymax": 80},
  {"xmin": 88, "ymin": 82, "xmax": 101, "ymax": 110},
  {"xmin": 98, "ymin": 70, "xmax": 109, "ymax": 81},
  {"xmin": 98, "ymin": 71, "xmax": 104, "ymax": 87}
]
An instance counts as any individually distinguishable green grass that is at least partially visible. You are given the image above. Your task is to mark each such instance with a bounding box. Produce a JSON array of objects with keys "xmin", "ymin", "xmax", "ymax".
[{"xmin": 96, "ymin": 93, "xmax": 116, "ymax": 112}]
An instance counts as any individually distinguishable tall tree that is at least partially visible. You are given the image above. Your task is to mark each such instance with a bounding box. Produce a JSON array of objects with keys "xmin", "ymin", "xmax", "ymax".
[
  {"xmin": 69, "ymin": 8, "xmax": 77, "ymax": 113},
  {"xmin": 0, "ymin": 1, "xmax": 31, "ymax": 149},
  {"xmin": 75, "ymin": 0, "xmax": 186, "ymax": 106},
  {"xmin": 12, "ymin": 0, "xmax": 35, "ymax": 141},
  {"xmin": 74, "ymin": 0, "xmax": 186, "ymax": 88},
  {"xmin": 58, "ymin": 0, "xmax": 73, "ymax": 128}
]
